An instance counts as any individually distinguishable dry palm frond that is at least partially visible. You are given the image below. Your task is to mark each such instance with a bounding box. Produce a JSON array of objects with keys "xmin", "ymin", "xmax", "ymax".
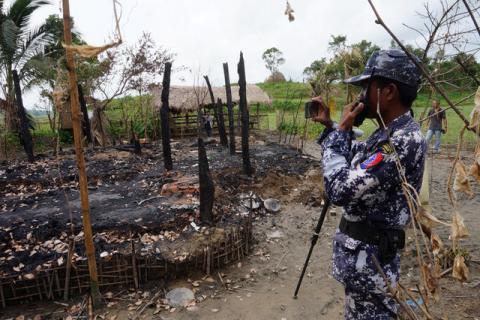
[
  {"xmin": 285, "ymin": 1, "xmax": 295, "ymax": 22},
  {"xmin": 63, "ymin": 0, "xmax": 123, "ymax": 58},
  {"xmin": 63, "ymin": 41, "xmax": 122, "ymax": 58},
  {"xmin": 453, "ymin": 161, "xmax": 474, "ymax": 198},
  {"xmin": 452, "ymin": 255, "xmax": 469, "ymax": 282}
]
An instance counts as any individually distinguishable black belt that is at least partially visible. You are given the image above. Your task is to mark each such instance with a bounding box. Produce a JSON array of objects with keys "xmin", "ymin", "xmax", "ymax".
[{"xmin": 339, "ymin": 217, "xmax": 405, "ymax": 263}]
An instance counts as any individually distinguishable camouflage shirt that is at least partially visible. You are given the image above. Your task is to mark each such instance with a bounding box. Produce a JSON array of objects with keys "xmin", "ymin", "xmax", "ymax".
[{"xmin": 318, "ymin": 112, "xmax": 426, "ymax": 309}]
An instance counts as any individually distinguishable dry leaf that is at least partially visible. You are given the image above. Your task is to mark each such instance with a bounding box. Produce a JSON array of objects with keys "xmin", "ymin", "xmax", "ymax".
[
  {"xmin": 431, "ymin": 233, "xmax": 443, "ymax": 256},
  {"xmin": 452, "ymin": 255, "xmax": 469, "ymax": 282},
  {"xmin": 470, "ymin": 87, "xmax": 480, "ymax": 129},
  {"xmin": 469, "ymin": 147, "xmax": 480, "ymax": 183},
  {"xmin": 284, "ymin": 1, "xmax": 295, "ymax": 22},
  {"xmin": 470, "ymin": 161, "xmax": 480, "ymax": 183},
  {"xmin": 416, "ymin": 206, "xmax": 450, "ymax": 237},
  {"xmin": 453, "ymin": 161, "xmax": 474, "ymax": 197},
  {"xmin": 24, "ymin": 273, "xmax": 35, "ymax": 280},
  {"xmin": 422, "ymin": 263, "xmax": 440, "ymax": 299},
  {"xmin": 451, "ymin": 210, "xmax": 469, "ymax": 240}
]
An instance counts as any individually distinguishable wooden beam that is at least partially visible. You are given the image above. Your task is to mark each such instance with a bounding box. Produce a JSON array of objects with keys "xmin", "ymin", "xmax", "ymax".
[{"xmin": 62, "ymin": 0, "xmax": 100, "ymax": 306}]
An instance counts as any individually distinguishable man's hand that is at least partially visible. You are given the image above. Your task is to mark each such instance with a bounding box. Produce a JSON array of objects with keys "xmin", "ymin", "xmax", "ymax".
[
  {"xmin": 338, "ymin": 101, "xmax": 365, "ymax": 132},
  {"xmin": 311, "ymin": 96, "xmax": 333, "ymax": 128}
]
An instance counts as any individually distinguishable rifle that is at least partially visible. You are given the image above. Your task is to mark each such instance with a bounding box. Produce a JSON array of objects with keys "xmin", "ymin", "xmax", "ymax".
[{"xmin": 293, "ymin": 199, "xmax": 330, "ymax": 299}]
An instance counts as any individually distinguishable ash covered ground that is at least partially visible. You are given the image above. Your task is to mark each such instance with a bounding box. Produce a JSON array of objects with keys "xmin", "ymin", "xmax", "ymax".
[{"xmin": 0, "ymin": 136, "xmax": 321, "ymax": 279}]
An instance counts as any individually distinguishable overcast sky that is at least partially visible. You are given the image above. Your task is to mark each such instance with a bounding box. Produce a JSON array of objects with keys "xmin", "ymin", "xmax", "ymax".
[{"xmin": 15, "ymin": 0, "xmax": 449, "ymax": 106}]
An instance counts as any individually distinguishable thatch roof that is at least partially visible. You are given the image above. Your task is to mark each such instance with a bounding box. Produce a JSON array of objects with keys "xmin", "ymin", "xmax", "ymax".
[{"xmin": 151, "ymin": 84, "xmax": 272, "ymax": 113}]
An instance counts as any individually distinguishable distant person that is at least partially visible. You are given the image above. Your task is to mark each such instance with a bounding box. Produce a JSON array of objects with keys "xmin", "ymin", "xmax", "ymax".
[
  {"xmin": 425, "ymin": 100, "xmax": 447, "ymax": 153},
  {"xmin": 202, "ymin": 112, "xmax": 213, "ymax": 137}
]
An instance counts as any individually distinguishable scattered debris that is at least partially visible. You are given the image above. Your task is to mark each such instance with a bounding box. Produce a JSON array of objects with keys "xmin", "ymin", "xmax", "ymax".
[
  {"xmin": 166, "ymin": 288, "xmax": 195, "ymax": 308},
  {"xmin": 263, "ymin": 198, "xmax": 281, "ymax": 212}
]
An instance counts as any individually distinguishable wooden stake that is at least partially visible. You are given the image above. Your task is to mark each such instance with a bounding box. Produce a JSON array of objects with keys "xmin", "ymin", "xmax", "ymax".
[
  {"xmin": 237, "ymin": 52, "xmax": 253, "ymax": 176},
  {"xmin": 131, "ymin": 240, "xmax": 139, "ymax": 290},
  {"xmin": 63, "ymin": 239, "xmax": 75, "ymax": 300},
  {"xmin": 216, "ymin": 98, "xmax": 229, "ymax": 147},
  {"xmin": 198, "ymin": 137, "xmax": 214, "ymax": 223},
  {"xmin": 301, "ymin": 118, "xmax": 309, "ymax": 151},
  {"xmin": 0, "ymin": 281, "xmax": 5, "ymax": 308},
  {"xmin": 78, "ymin": 85, "xmax": 92, "ymax": 144},
  {"xmin": 160, "ymin": 62, "xmax": 173, "ymax": 171},
  {"xmin": 223, "ymin": 63, "xmax": 236, "ymax": 155},
  {"xmin": 62, "ymin": 0, "xmax": 100, "ymax": 306}
]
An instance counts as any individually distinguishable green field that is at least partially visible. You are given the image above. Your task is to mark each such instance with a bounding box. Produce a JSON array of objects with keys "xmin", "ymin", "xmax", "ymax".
[
  {"xmin": 1, "ymin": 81, "xmax": 478, "ymax": 159},
  {"xmin": 257, "ymin": 81, "xmax": 478, "ymax": 145}
]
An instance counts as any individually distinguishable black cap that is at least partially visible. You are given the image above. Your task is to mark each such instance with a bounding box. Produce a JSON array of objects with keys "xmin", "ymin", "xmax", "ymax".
[{"xmin": 344, "ymin": 49, "xmax": 421, "ymax": 87}]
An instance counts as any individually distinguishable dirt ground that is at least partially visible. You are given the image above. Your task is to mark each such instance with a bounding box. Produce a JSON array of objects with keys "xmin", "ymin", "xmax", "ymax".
[{"xmin": 1, "ymin": 138, "xmax": 479, "ymax": 320}]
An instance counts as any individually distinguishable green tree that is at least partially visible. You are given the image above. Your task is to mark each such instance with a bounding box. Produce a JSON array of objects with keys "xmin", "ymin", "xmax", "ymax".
[
  {"xmin": 303, "ymin": 58, "xmax": 338, "ymax": 95},
  {"xmin": 262, "ymin": 47, "xmax": 285, "ymax": 74},
  {"xmin": 0, "ymin": 0, "xmax": 51, "ymax": 131},
  {"xmin": 328, "ymin": 35, "xmax": 347, "ymax": 55}
]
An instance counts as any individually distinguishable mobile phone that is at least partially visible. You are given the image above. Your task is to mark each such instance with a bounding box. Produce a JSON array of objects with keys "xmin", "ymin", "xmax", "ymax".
[{"xmin": 304, "ymin": 101, "xmax": 319, "ymax": 119}]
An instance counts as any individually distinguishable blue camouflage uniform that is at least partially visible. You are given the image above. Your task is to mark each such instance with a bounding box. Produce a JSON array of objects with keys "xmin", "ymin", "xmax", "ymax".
[{"xmin": 318, "ymin": 112, "xmax": 426, "ymax": 319}]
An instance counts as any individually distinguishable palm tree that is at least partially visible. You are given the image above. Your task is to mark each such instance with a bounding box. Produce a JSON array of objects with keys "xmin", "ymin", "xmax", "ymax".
[{"xmin": 0, "ymin": 0, "xmax": 50, "ymax": 131}]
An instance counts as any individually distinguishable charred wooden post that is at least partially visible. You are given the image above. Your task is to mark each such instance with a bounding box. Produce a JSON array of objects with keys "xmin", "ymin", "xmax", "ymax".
[
  {"xmin": 133, "ymin": 139, "xmax": 142, "ymax": 155},
  {"xmin": 198, "ymin": 138, "xmax": 214, "ymax": 223},
  {"xmin": 12, "ymin": 70, "xmax": 34, "ymax": 162},
  {"xmin": 160, "ymin": 62, "xmax": 173, "ymax": 170},
  {"xmin": 237, "ymin": 52, "xmax": 253, "ymax": 176},
  {"xmin": 216, "ymin": 98, "xmax": 229, "ymax": 147},
  {"xmin": 77, "ymin": 85, "xmax": 92, "ymax": 144},
  {"xmin": 130, "ymin": 120, "xmax": 142, "ymax": 155},
  {"xmin": 62, "ymin": 0, "xmax": 100, "ymax": 306},
  {"xmin": 223, "ymin": 63, "xmax": 236, "ymax": 155},
  {"xmin": 203, "ymin": 75, "xmax": 222, "ymax": 142}
]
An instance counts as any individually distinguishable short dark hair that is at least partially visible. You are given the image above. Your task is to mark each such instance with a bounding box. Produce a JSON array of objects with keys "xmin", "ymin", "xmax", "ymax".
[{"xmin": 375, "ymin": 76, "xmax": 418, "ymax": 107}]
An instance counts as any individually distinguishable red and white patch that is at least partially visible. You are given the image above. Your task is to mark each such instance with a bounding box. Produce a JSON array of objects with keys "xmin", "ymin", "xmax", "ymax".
[{"xmin": 360, "ymin": 152, "xmax": 384, "ymax": 170}]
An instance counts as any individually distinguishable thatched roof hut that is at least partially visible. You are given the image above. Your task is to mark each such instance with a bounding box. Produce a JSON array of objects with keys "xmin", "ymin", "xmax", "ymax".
[{"xmin": 151, "ymin": 84, "xmax": 272, "ymax": 113}]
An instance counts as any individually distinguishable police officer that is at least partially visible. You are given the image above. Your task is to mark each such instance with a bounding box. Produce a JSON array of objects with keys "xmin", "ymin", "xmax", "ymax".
[{"xmin": 312, "ymin": 49, "xmax": 426, "ymax": 319}]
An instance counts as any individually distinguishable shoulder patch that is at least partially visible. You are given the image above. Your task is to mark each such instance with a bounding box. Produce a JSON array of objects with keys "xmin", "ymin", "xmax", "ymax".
[
  {"xmin": 360, "ymin": 152, "xmax": 384, "ymax": 170},
  {"xmin": 378, "ymin": 142, "xmax": 394, "ymax": 154}
]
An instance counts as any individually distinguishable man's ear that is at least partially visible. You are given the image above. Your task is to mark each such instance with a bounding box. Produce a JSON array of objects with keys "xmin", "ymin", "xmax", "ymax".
[{"xmin": 384, "ymin": 83, "xmax": 397, "ymax": 101}]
